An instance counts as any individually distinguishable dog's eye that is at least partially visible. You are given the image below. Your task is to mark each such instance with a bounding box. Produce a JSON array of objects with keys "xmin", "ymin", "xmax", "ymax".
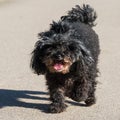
[
  {"xmin": 42, "ymin": 45, "xmax": 52, "ymax": 50},
  {"xmin": 46, "ymin": 51, "xmax": 51, "ymax": 56}
]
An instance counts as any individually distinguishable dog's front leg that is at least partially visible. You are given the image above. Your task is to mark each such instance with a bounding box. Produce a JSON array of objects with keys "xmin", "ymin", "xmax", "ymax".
[
  {"xmin": 71, "ymin": 78, "xmax": 89, "ymax": 102},
  {"xmin": 49, "ymin": 88, "xmax": 67, "ymax": 113}
]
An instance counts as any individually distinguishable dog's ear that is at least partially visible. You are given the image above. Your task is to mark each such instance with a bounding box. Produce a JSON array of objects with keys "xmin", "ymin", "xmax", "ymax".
[
  {"xmin": 79, "ymin": 43, "xmax": 94, "ymax": 66},
  {"xmin": 30, "ymin": 41, "xmax": 47, "ymax": 75},
  {"xmin": 70, "ymin": 44, "xmax": 94, "ymax": 75}
]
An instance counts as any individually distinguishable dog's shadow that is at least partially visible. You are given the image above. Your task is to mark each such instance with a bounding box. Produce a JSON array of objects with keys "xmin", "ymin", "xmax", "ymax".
[
  {"xmin": 0, "ymin": 89, "xmax": 86, "ymax": 113},
  {"xmin": 0, "ymin": 89, "xmax": 50, "ymax": 113}
]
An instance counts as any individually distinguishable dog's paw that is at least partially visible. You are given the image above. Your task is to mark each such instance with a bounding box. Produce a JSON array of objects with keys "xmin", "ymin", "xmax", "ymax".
[
  {"xmin": 85, "ymin": 97, "xmax": 96, "ymax": 106},
  {"xmin": 70, "ymin": 92, "xmax": 88, "ymax": 102},
  {"xmin": 49, "ymin": 103, "xmax": 67, "ymax": 113}
]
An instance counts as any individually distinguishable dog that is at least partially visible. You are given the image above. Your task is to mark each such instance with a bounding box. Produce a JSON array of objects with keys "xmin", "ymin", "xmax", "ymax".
[{"xmin": 30, "ymin": 4, "xmax": 100, "ymax": 113}]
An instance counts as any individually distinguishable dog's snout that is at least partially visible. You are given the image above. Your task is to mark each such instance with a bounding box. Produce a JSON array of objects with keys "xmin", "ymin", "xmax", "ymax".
[{"xmin": 53, "ymin": 53, "xmax": 64, "ymax": 60}]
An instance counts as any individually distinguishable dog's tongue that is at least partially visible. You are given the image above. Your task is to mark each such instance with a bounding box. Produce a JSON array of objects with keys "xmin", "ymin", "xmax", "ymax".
[{"xmin": 53, "ymin": 63, "xmax": 63, "ymax": 71}]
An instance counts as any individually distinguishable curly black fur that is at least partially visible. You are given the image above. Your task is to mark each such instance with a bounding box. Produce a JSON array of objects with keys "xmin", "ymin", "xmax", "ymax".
[
  {"xmin": 61, "ymin": 4, "xmax": 97, "ymax": 27},
  {"xmin": 31, "ymin": 4, "xmax": 100, "ymax": 113}
]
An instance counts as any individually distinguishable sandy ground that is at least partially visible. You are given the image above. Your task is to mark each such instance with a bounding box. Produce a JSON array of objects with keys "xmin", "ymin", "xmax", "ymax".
[{"xmin": 0, "ymin": 0, "xmax": 120, "ymax": 120}]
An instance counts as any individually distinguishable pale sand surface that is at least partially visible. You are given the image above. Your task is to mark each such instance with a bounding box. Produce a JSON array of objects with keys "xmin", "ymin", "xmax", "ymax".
[{"xmin": 0, "ymin": 0, "xmax": 120, "ymax": 120}]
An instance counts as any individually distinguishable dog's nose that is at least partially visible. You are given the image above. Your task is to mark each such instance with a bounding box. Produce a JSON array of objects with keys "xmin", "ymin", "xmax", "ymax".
[{"xmin": 53, "ymin": 53, "xmax": 64, "ymax": 60}]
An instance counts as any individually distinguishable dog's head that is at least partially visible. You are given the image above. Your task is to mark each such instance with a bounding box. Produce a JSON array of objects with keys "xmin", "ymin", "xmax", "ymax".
[{"xmin": 31, "ymin": 34, "xmax": 93, "ymax": 75}]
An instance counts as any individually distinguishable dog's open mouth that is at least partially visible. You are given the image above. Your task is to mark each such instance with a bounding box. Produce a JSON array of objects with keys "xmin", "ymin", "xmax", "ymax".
[
  {"xmin": 44, "ymin": 57, "xmax": 72, "ymax": 73},
  {"xmin": 53, "ymin": 60, "xmax": 65, "ymax": 71}
]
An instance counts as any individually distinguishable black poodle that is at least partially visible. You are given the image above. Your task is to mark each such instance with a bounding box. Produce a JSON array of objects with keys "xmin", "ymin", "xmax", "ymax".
[{"xmin": 31, "ymin": 4, "xmax": 100, "ymax": 113}]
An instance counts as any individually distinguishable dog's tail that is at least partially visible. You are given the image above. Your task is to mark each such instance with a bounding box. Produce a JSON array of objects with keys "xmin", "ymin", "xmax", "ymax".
[{"xmin": 61, "ymin": 4, "xmax": 97, "ymax": 27}]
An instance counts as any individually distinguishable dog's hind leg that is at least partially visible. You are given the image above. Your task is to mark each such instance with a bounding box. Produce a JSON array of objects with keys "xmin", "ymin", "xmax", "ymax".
[
  {"xmin": 85, "ymin": 81, "xmax": 96, "ymax": 106},
  {"xmin": 85, "ymin": 66, "xmax": 98, "ymax": 106}
]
